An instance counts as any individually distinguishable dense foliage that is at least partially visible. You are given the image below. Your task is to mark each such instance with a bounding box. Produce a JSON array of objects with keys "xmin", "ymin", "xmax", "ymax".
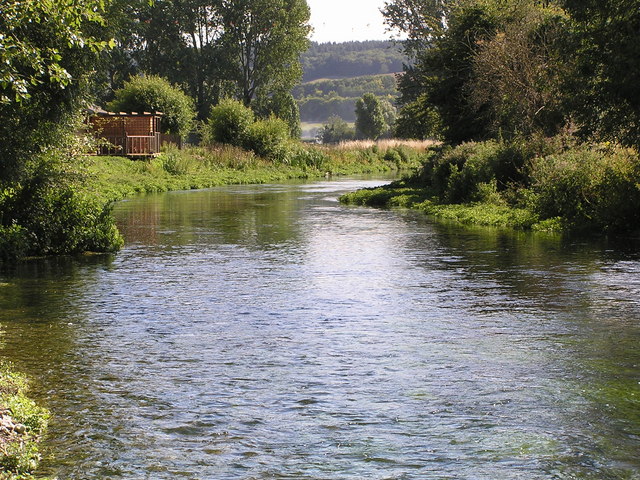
[
  {"xmin": 0, "ymin": 0, "xmax": 123, "ymax": 261},
  {"xmin": 344, "ymin": 139, "xmax": 640, "ymax": 233},
  {"xmin": 384, "ymin": 0, "xmax": 640, "ymax": 149},
  {"xmin": 560, "ymin": 0, "xmax": 640, "ymax": 150},
  {"xmin": 102, "ymin": 0, "xmax": 311, "ymax": 119},
  {"xmin": 108, "ymin": 75, "xmax": 196, "ymax": 137}
]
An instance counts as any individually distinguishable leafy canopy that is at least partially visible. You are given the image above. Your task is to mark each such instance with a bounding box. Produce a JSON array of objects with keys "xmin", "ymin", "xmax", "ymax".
[{"xmin": 108, "ymin": 75, "xmax": 196, "ymax": 137}]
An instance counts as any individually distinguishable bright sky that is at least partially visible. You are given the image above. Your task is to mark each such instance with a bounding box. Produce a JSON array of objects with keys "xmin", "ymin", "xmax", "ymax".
[{"xmin": 306, "ymin": 0, "xmax": 389, "ymax": 43}]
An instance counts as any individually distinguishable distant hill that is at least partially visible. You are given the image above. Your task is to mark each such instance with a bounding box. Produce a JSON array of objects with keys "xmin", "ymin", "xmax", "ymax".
[
  {"xmin": 297, "ymin": 41, "xmax": 407, "ymax": 136},
  {"xmin": 301, "ymin": 40, "xmax": 407, "ymax": 82},
  {"xmin": 295, "ymin": 74, "xmax": 398, "ymax": 123}
]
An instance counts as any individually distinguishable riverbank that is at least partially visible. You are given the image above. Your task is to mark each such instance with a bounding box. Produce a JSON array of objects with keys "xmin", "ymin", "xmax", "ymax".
[
  {"xmin": 0, "ymin": 363, "xmax": 49, "ymax": 480},
  {"xmin": 341, "ymin": 138, "xmax": 640, "ymax": 235},
  {"xmin": 0, "ymin": 139, "xmax": 432, "ymax": 262},
  {"xmin": 82, "ymin": 141, "xmax": 432, "ymax": 203}
]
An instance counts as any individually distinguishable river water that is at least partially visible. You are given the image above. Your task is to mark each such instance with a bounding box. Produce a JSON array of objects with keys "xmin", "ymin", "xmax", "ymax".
[{"xmin": 1, "ymin": 177, "xmax": 640, "ymax": 479}]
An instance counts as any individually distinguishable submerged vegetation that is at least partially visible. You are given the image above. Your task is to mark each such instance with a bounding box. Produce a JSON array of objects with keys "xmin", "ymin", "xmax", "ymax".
[{"xmin": 0, "ymin": 363, "xmax": 49, "ymax": 480}]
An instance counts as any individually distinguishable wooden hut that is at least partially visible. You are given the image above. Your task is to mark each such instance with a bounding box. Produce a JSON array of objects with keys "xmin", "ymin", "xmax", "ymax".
[{"xmin": 88, "ymin": 108, "xmax": 171, "ymax": 156}]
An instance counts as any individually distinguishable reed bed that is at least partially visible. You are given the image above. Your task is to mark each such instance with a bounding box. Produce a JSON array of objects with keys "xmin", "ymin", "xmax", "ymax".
[{"xmin": 329, "ymin": 139, "xmax": 440, "ymax": 151}]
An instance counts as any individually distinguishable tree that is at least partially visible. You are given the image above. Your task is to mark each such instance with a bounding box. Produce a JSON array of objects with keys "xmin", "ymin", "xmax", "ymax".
[
  {"xmin": 318, "ymin": 115, "xmax": 355, "ymax": 144},
  {"xmin": 467, "ymin": 1, "xmax": 568, "ymax": 139},
  {"xmin": 140, "ymin": 0, "xmax": 230, "ymax": 119},
  {"xmin": 381, "ymin": 0, "xmax": 454, "ymax": 57},
  {"xmin": 0, "ymin": 0, "xmax": 112, "ymax": 182},
  {"xmin": 355, "ymin": 93, "xmax": 387, "ymax": 140},
  {"xmin": 561, "ymin": 0, "xmax": 640, "ymax": 149},
  {"xmin": 385, "ymin": 1, "xmax": 500, "ymax": 143},
  {"xmin": 108, "ymin": 75, "xmax": 196, "ymax": 137},
  {"xmin": 217, "ymin": 0, "xmax": 311, "ymax": 106},
  {"xmin": 0, "ymin": 0, "xmax": 123, "ymax": 259}
]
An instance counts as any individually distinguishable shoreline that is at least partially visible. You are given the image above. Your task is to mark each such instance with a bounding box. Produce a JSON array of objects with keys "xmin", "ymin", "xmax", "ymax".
[{"xmin": 0, "ymin": 363, "xmax": 49, "ymax": 480}]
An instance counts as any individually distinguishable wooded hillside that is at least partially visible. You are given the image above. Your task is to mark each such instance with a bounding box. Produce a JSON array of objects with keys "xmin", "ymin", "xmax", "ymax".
[
  {"xmin": 297, "ymin": 41, "xmax": 406, "ymax": 127},
  {"xmin": 301, "ymin": 41, "xmax": 406, "ymax": 81}
]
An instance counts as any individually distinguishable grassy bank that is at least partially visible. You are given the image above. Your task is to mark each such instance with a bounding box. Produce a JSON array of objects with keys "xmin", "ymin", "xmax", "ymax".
[
  {"xmin": 82, "ymin": 141, "xmax": 432, "ymax": 203},
  {"xmin": 0, "ymin": 364, "xmax": 49, "ymax": 480},
  {"xmin": 341, "ymin": 138, "xmax": 640, "ymax": 235}
]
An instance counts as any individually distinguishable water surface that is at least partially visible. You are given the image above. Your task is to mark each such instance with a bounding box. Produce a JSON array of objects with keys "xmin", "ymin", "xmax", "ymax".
[{"xmin": 1, "ymin": 177, "xmax": 639, "ymax": 479}]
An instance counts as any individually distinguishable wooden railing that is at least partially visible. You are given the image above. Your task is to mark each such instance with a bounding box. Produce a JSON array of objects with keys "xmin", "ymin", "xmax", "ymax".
[
  {"xmin": 97, "ymin": 134, "xmax": 161, "ymax": 156},
  {"xmin": 126, "ymin": 134, "xmax": 161, "ymax": 155}
]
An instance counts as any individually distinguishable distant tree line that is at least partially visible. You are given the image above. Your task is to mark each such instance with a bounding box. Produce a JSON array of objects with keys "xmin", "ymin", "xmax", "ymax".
[
  {"xmin": 301, "ymin": 41, "xmax": 407, "ymax": 81},
  {"xmin": 295, "ymin": 74, "xmax": 398, "ymax": 123},
  {"xmin": 293, "ymin": 75, "xmax": 397, "ymax": 99}
]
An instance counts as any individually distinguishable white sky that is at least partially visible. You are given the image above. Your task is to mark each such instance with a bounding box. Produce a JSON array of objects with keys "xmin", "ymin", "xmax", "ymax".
[{"xmin": 306, "ymin": 0, "xmax": 389, "ymax": 43}]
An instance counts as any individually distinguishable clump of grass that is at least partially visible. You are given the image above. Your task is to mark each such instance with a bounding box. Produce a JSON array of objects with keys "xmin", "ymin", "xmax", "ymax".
[{"xmin": 0, "ymin": 362, "xmax": 49, "ymax": 480}]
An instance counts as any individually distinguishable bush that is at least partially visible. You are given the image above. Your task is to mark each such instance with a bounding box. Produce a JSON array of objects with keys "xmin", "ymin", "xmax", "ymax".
[
  {"xmin": 530, "ymin": 145, "xmax": 640, "ymax": 232},
  {"xmin": 416, "ymin": 140, "xmax": 539, "ymax": 204},
  {"xmin": 1, "ymin": 180, "xmax": 123, "ymax": 260},
  {"xmin": 243, "ymin": 117, "xmax": 291, "ymax": 162},
  {"xmin": 108, "ymin": 75, "xmax": 196, "ymax": 138},
  {"xmin": 207, "ymin": 99, "xmax": 255, "ymax": 147},
  {"xmin": 160, "ymin": 145, "xmax": 197, "ymax": 175},
  {"xmin": 318, "ymin": 115, "xmax": 355, "ymax": 144}
]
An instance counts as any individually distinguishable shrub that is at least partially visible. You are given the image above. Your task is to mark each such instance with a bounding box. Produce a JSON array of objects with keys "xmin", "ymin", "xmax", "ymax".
[
  {"xmin": 108, "ymin": 75, "xmax": 196, "ymax": 138},
  {"xmin": 160, "ymin": 145, "xmax": 197, "ymax": 175},
  {"xmin": 243, "ymin": 116, "xmax": 291, "ymax": 162},
  {"xmin": 530, "ymin": 145, "xmax": 640, "ymax": 232},
  {"xmin": 318, "ymin": 115, "xmax": 355, "ymax": 144},
  {"xmin": 1, "ymin": 180, "xmax": 123, "ymax": 259},
  {"xmin": 207, "ymin": 99, "xmax": 255, "ymax": 147},
  {"xmin": 416, "ymin": 140, "xmax": 539, "ymax": 204}
]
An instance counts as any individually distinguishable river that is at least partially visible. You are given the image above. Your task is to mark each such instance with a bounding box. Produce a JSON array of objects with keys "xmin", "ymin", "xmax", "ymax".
[{"xmin": 1, "ymin": 177, "xmax": 639, "ymax": 479}]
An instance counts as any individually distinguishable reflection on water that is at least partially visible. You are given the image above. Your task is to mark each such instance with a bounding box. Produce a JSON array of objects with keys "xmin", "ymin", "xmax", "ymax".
[{"xmin": 1, "ymin": 177, "xmax": 639, "ymax": 479}]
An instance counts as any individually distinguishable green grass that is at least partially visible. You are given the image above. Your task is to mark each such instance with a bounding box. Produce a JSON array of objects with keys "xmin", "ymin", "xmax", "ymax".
[
  {"xmin": 81, "ymin": 142, "xmax": 427, "ymax": 204},
  {"xmin": 0, "ymin": 363, "xmax": 50, "ymax": 480}
]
